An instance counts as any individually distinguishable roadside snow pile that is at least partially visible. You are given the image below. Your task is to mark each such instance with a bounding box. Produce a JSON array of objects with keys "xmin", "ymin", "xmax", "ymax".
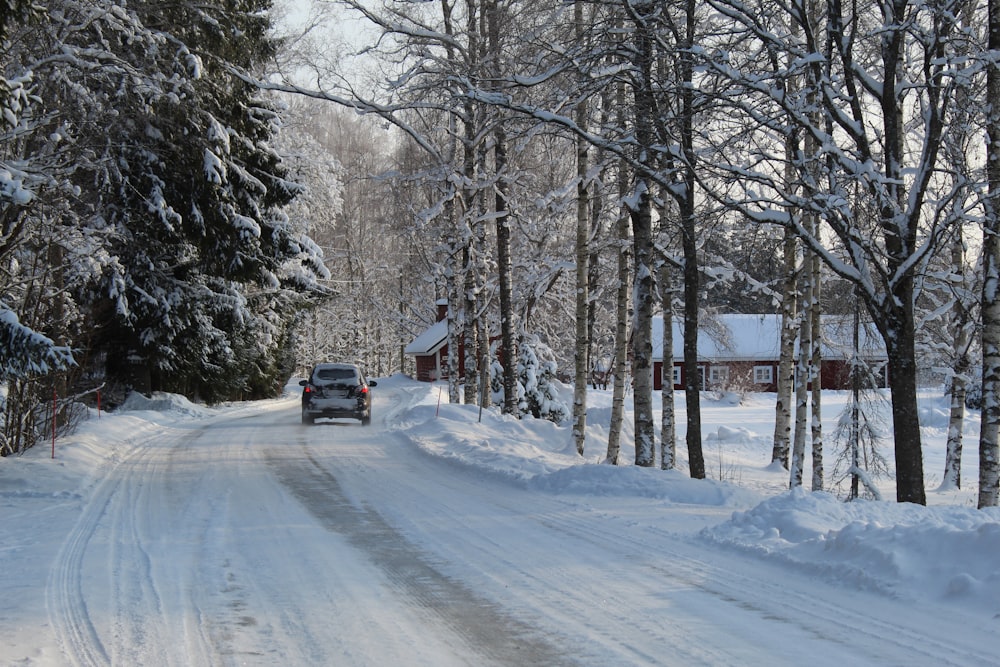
[
  {"xmin": 119, "ymin": 390, "xmax": 214, "ymax": 419},
  {"xmin": 531, "ymin": 464, "xmax": 761, "ymax": 506},
  {"xmin": 384, "ymin": 376, "xmax": 1000, "ymax": 611},
  {"xmin": 702, "ymin": 488, "xmax": 1000, "ymax": 611},
  {"xmin": 401, "ymin": 400, "xmax": 576, "ymax": 484},
  {"xmin": 390, "ymin": 378, "xmax": 759, "ymax": 506}
]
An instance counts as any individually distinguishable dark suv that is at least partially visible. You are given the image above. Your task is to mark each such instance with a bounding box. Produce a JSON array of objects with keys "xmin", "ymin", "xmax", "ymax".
[{"xmin": 300, "ymin": 363, "xmax": 377, "ymax": 425}]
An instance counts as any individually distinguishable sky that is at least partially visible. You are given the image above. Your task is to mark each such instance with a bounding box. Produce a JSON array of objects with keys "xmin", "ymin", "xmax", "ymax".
[{"xmin": 1, "ymin": 375, "xmax": 998, "ymax": 665}]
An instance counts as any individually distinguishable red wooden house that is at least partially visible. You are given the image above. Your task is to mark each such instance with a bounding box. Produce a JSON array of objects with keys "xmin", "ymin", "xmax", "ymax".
[
  {"xmin": 404, "ymin": 300, "xmax": 451, "ymax": 381},
  {"xmin": 404, "ymin": 300, "xmax": 504, "ymax": 382},
  {"xmin": 651, "ymin": 314, "xmax": 889, "ymax": 392}
]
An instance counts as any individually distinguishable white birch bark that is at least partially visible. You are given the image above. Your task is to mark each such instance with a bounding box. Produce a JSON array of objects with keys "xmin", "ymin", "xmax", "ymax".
[
  {"xmin": 772, "ymin": 3, "xmax": 801, "ymax": 471},
  {"xmin": 980, "ymin": 0, "xmax": 1000, "ymax": 507},
  {"xmin": 629, "ymin": 3, "xmax": 657, "ymax": 467},
  {"xmin": 790, "ymin": 271, "xmax": 810, "ymax": 489},
  {"xmin": 659, "ymin": 210, "xmax": 676, "ymax": 470},
  {"xmin": 772, "ymin": 220, "xmax": 798, "ymax": 470},
  {"xmin": 607, "ymin": 204, "xmax": 630, "ymax": 466},
  {"xmin": 980, "ymin": 230, "xmax": 1000, "ymax": 507},
  {"xmin": 943, "ymin": 235, "xmax": 972, "ymax": 491},
  {"xmin": 809, "ymin": 249, "xmax": 823, "ymax": 492},
  {"xmin": 571, "ymin": 0, "xmax": 589, "ymax": 456},
  {"xmin": 606, "ymin": 82, "xmax": 630, "ymax": 466},
  {"xmin": 941, "ymin": 0, "xmax": 976, "ymax": 491}
]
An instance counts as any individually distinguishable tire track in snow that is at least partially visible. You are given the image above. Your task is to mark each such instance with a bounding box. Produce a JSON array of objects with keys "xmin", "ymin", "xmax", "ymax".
[
  {"xmin": 266, "ymin": 446, "xmax": 580, "ymax": 667},
  {"xmin": 344, "ymin": 385, "xmax": 998, "ymax": 665},
  {"xmin": 45, "ymin": 444, "xmax": 148, "ymax": 667},
  {"xmin": 45, "ymin": 424, "xmax": 218, "ymax": 667},
  {"xmin": 510, "ymin": 500, "xmax": 999, "ymax": 666}
]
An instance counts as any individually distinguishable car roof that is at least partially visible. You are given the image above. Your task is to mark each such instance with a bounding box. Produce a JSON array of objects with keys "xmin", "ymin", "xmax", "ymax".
[
  {"xmin": 310, "ymin": 363, "xmax": 364, "ymax": 377},
  {"xmin": 312, "ymin": 362, "xmax": 359, "ymax": 370}
]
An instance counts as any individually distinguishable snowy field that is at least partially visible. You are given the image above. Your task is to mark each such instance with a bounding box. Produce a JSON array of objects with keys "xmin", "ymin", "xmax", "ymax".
[{"xmin": 1, "ymin": 375, "xmax": 998, "ymax": 665}]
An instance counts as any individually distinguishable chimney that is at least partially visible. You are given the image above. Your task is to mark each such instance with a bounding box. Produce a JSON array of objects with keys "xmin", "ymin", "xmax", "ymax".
[{"xmin": 436, "ymin": 298, "xmax": 448, "ymax": 322}]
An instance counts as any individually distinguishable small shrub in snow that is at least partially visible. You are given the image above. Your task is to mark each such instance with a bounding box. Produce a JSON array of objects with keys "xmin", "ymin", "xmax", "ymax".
[{"xmin": 515, "ymin": 335, "xmax": 568, "ymax": 424}]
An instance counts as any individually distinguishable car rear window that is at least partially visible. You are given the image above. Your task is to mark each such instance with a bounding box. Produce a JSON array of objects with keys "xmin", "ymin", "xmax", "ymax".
[{"xmin": 316, "ymin": 368, "xmax": 357, "ymax": 381}]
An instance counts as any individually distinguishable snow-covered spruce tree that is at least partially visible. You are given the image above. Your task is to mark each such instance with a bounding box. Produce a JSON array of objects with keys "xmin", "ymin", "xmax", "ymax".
[
  {"xmin": 490, "ymin": 341, "xmax": 526, "ymax": 410},
  {"xmin": 2, "ymin": 5, "xmax": 96, "ymax": 452},
  {"xmin": 15, "ymin": 0, "xmax": 327, "ymax": 402},
  {"xmin": 516, "ymin": 334, "xmax": 568, "ymax": 424},
  {"xmin": 0, "ymin": 304, "xmax": 76, "ymax": 455},
  {"xmin": 0, "ymin": 70, "xmax": 74, "ymax": 389}
]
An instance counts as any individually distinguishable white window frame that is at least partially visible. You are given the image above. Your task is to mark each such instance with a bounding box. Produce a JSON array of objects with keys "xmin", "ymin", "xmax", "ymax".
[
  {"xmin": 754, "ymin": 365, "xmax": 773, "ymax": 384},
  {"xmin": 671, "ymin": 365, "xmax": 681, "ymax": 387},
  {"xmin": 709, "ymin": 365, "xmax": 729, "ymax": 385}
]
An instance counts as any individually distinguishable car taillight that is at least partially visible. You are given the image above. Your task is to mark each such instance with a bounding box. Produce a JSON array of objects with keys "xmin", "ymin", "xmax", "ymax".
[
  {"xmin": 304, "ymin": 386, "xmax": 313, "ymax": 394},
  {"xmin": 359, "ymin": 386, "xmax": 369, "ymax": 395}
]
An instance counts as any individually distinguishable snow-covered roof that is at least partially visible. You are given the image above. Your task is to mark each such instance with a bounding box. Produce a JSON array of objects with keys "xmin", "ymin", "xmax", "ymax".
[
  {"xmin": 651, "ymin": 314, "xmax": 886, "ymax": 362},
  {"xmin": 404, "ymin": 319, "xmax": 448, "ymax": 356}
]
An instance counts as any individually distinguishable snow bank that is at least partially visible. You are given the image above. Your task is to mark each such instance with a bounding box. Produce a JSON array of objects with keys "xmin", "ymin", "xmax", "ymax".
[
  {"xmin": 384, "ymin": 376, "xmax": 1000, "ymax": 613},
  {"xmin": 386, "ymin": 376, "xmax": 765, "ymax": 506},
  {"xmin": 119, "ymin": 390, "xmax": 215, "ymax": 419},
  {"xmin": 702, "ymin": 488, "xmax": 1000, "ymax": 611}
]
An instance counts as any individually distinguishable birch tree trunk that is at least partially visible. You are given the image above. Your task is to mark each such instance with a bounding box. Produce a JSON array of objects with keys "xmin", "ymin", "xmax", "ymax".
[
  {"xmin": 461, "ymin": 0, "xmax": 482, "ymax": 407},
  {"xmin": 607, "ymin": 199, "xmax": 630, "ymax": 466},
  {"xmin": 943, "ymin": 235, "xmax": 972, "ymax": 491},
  {"xmin": 809, "ymin": 248, "xmax": 823, "ymax": 492},
  {"xmin": 772, "ymin": 224, "xmax": 798, "ymax": 469},
  {"xmin": 979, "ymin": 0, "xmax": 1000, "ymax": 508},
  {"xmin": 790, "ymin": 286, "xmax": 809, "ymax": 489},
  {"xmin": 942, "ymin": 0, "xmax": 976, "ymax": 489},
  {"xmin": 772, "ymin": 0, "xmax": 802, "ymax": 471},
  {"xmin": 606, "ymin": 84, "xmax": 630, "ymax": 466},
  {"xmin": 659, "ymin": 239, "xmax": 676, "ymax": 470},
  {"xmin": 631, "ymin": 186, "xmax": 656, "ymax": 467},
  {"xmin": 439, "ymin": 0, "xmax": 462, "ymax": 406},
  {"xmin": 807, "ymin": 0, "xmax": 824, "ymax": 493},
  {"xmin": 485, "ymin": 0, "xmax": 517, "ymax": 416},
  {"xmin": 679, "ymin": 0, "xmax": 705, "ymax": 479},
  {"xmin": 629, "ymin": 3, "xmax": 657, "ymax": 467},
  {"xmin": 463, "ymin": 240, "xmax": 479, "ymax": 405},
  {"xmin": 571, "ymin": 0, "xmax": 590, "ymax": 455},
  {"xmin": 447, "ymin": 268, "xmax": 462, "ymax": 404}
]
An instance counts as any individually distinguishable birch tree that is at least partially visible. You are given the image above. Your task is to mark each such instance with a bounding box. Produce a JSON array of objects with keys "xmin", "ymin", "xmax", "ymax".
[
  {"xmin": 705, "ymin": 0, "xmax": 975, "ymax": 503},
  {"xmin": 628, "ymin": 0, "xmax": 659, "ymax": 467},
  {"xmin": 572, "ymin": 0, "xmax": 591, "ymax": 454},
  {"xmin": 658, "ymin": 199, "xmax": 678, "ymax": 470},
  {"xmin": 772, "ymin": 225, "xmax": 799, "ymax": 469},
  {"xmin": 606, "ymin": 84, "xmax": 631, "ymax": 466},
  {"xmin": 980, "ymin": 0, "xmax": 1000, "ymax": 508}
]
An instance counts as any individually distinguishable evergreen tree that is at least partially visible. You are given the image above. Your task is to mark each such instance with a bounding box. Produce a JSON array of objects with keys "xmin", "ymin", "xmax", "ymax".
[
  {"xmin": 516, "ymin": 334, "xmax": 568, "ymax": 424},
  {"xmin": 2, "ymin": 0, "xmax": 326, "ymax": 407}
]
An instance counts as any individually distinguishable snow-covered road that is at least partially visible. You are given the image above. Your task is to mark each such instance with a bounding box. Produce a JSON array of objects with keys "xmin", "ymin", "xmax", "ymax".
[{"xmin": 7, "ymin": 378, "xmax": 999, "ymax": 665}]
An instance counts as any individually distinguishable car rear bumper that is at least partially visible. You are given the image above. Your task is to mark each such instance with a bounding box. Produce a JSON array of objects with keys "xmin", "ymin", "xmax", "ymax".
[{"xmin": 303, "ymin": 398, "xmax": 367, "ymax": 419}]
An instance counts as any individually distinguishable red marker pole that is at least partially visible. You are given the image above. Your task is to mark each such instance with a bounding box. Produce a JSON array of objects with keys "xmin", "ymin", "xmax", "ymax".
[{"xmin": 52, "ymin": 388, "xmax": 57, "ymax": 459}]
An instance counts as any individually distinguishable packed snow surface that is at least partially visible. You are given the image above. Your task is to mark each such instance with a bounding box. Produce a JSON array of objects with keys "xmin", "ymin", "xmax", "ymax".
[{"xmin": 1, "ymin": 375, "xmax": 997, "ymax": 665}]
